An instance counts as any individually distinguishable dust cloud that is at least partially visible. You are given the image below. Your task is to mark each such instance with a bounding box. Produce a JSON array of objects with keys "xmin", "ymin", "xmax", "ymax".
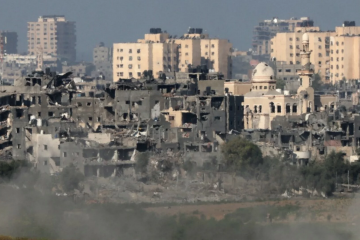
[{"xmin": 0, "ymin": 169, "xmax": 356, "ymax": 240}]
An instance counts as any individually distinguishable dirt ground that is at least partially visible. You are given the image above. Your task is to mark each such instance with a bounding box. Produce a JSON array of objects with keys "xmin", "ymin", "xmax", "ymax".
[{"xmin": 145, "ymin": 197, "xmax": 360, "ymax": 222}]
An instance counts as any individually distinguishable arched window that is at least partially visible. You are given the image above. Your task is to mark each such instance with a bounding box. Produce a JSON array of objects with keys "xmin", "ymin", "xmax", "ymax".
[
  {"xmin": 270, "ymin": 102, "xmax": 275, "ymax": 113},
  {"xmin": 254, "ymin": 106, "xmax": 258, "ymax": 113},
  {"xmin": 286, "ymin": 103, "xmax": 291, "ymax": 113},
  {"xmin": 259, "ymin": 105, "xmax": 262, "ymax": 113},
  {"xmin": 307, "ymin": 101, "xmax": 312, "ymax": 113},
  {"xmin": 292, "ymin": 104, "xmax": 297, "ymax": 113}
]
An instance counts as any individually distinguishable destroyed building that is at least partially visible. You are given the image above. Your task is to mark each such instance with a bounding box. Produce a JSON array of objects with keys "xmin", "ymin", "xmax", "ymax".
[{"xmin": 1, "ymin": 31, "xmax": 360, "ymax": 177}]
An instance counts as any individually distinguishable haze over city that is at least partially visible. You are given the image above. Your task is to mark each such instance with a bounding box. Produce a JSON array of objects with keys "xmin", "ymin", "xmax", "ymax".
[
  {"xmin": 2, "ymin": 1, "xmax": 360, "ymax": 240},
  {"xmin": 0, "ymin": 0, "xmax": 359, "ymax": 60}
]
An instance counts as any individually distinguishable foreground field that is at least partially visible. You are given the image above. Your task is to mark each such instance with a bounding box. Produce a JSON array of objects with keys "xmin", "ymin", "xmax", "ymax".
[{"xmin": 145, "ymin": 196, "xmax": 360, "ymax": 223}]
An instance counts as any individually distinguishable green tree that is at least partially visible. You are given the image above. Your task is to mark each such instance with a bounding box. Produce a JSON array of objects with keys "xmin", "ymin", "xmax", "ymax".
[
  {"xmin": 276, "ymin": 78, "xmax": 285, "ymax": 90},
  {"xmin": 221, "ymin": 138, "xmax": 263, "ymax": 172},
  {"xmin": 0, "ymin": 160, "xmax": 31, "ymax": 181},
  {"xmin": 59, "ymin": 164, "xmax": 84, "ymax": 192}
]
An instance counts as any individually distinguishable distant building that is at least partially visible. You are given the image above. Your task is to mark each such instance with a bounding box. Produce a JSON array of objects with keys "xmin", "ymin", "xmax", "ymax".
[
  {"xmin": 93, "ymin": 42, "xmax": 113, "ymax": 81},
  {"xmin": 252, "ymin": 17, "xmax": 314, "ymax": 59},
  {"xmin": 27, "ymin": 15, "xmax": 76, "ymax": 62},
  {"xmin": 271, "ymin": 21, "xmax": 360, "ymax": 83},
  {"xmin": 62, "ymin": 62, "xmax": 94, "ymax": 77},
  {"xmin": 0, "ymin": 31, "xmax": 18, "ymax": 55},
  {"xmin": 113, "ymin": 28, "xmax": 232, "ymax": 82}
]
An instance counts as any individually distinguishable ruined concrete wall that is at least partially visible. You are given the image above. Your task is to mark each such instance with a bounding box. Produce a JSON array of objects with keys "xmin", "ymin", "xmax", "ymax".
[
  {"xmin": 73, "ymin": 97, "xmax": 104, "ymax": 130},
  {"xmin": 227, "ymin": 95, "xmax": 244, "ymax": 131},
  {"xmin": 198, "ymin": 80, "xmax": 225, "ymax": 95},
  {"xmin": 60, "ymin": 141, "xmax": 85, "ymax": 172},
  {"xmin": 88, "ymin": 133, "xmax": 111, "ymax": 144},
  {"xmin": 114, "ymin": 90, "xmax": 164, "ymax": 122},
  {"xmin": 35, "ymin": 134, "xmax": 60, "ymax": 174},
  {"xmin": 11, "ymin": 108, "xmax": 29, "ymax": 160}
]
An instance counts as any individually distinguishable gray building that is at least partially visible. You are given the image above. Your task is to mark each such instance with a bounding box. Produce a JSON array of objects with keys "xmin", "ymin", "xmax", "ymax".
[{"xmin": 93, "ymin": 42, "xmax": 113, "ymax": 81}]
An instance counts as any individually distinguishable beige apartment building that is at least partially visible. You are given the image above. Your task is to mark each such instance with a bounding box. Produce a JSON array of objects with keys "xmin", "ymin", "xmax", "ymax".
[
  {"xmin": 113, "ymin": 28, "xmax": 232, "ymax": 81},
  {"xmin": 252, "ymin": 17, "xmax": 314, "ymax": 56},
  {"xmin": 27, "ymin": 15, "xmax": 76, "ymax": 62},
  {"xmin": 271, "ymin": 24, "xmax": 360, "ymax": 83}
]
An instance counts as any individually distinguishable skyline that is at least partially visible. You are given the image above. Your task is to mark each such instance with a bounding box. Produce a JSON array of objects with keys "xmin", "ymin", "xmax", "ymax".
[{"xmin": 0, "ymin": 0, "xmax": 359, "ymax": 61}]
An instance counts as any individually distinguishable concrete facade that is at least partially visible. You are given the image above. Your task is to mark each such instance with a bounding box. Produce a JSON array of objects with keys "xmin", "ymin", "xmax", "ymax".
[
  {"xmin": 113, "ymin": 28, "xmax": 232, "ymax": 81},
  {"xmin": 27, "ymin": 15, "xmax": 76, "ymax": 62}
]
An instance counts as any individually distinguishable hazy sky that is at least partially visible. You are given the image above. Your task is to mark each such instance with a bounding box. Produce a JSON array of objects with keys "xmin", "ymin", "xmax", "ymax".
[{"xmin": 0, "ymin": 0, "xmax": 359, "ymax": 61}]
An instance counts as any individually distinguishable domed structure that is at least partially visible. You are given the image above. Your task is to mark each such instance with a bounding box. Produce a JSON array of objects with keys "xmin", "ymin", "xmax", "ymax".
[
  {"xmin": 252, "ymin": 62, "xmax": 275, "ymax": 83},
  {"xmin": 302, "ymin": 33, "xmax": 309, "ymax": 42}
]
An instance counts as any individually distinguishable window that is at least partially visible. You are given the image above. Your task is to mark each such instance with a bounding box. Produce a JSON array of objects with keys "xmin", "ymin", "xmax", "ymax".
[
  {"xmin": 137, "ymin": 72, "xmax": 141, "ymax": 77},
  {"xmin": 38, "ymin": 112, "xmax": 41, "ymax": 117},
  {"xmin": 211, "ymin": 44, "xmax": 215, "ymax": 48},
  {"xmin": 318, "ymin": 53, "xmax": 322, "ymax": 57},
  {"xmin": 286, "ymin": 104, "xmax": 291, "ymax": 113},
  {"xmin": 44, "ymin": 145, "xmax": 48, "ymax": 150},
  {"xmin": 293, "ymin": 104, "xmax": 297, "ymax": 113},
  {"xmin": 211, "ymin": 52, "xmax": 214, "ymax": 55},
  {"xmin": 296, "ymin": 37, "xmax": 299, "ymax": 41},
  {"xmin": 120, "ymin": 72, "xmax": 123, "ymax": 77},
  {"xmin": 185, "ymin": 53, "xmax": 188, "ymax": 56},
  {"xmin": 137, "ymin": 49, "xmax": 140, "ymax": 53},
  {"xmin": 185, "ymin": 45, "xmax": 188, "ymax": 48},
  {"xmin": 17, "ymin": 144, "xmax": 21, "ymax": 149},
  {"xmin": 205, "ymin": 52, "xmax": 208, "ymax": 55},
  {"xmin": 169, "ymin": 116, "xmax": 175, "ymax": 120},
  {"xmin": 214, "ymin": 116, "xmax": 221, "ymax": 120},
  {"xmin": 285, "ymin": 69, "xmax": 291, "ymax": 73},
  {"xmin": 87, "ymin": 102, "xmax": 91, "ymax": 106},
  {"xmin": 289, "ymin": 45, "xmax": 293, "ymax": 49},
  {"xmin": 88, "ymin": 117, "xmax": 93, "ymax": 121},
  {"xmin": 38, "ymin": 96, "xmax": 41, "ymax": 104},
  {"xmin": 129, "ymin": 56, "xmax": 132, "ymax": 61},
  {"xmin": 48, "ymin": 112, "xmax": 54, "ymax": 117},
  {"xmin": 318, "ymin": 45, "xmax": 322, "ymax": 49},
  {"xmin": 205, "ymin": 44, "xmax": 208, "ymax": 48},
  {"xmin": 129, "ymin": 49, "xmax": 132, "ymax": 53},
  {"xmin": 137, "ymin": 56, "xmax": 141, "ymax": 60},
  {"xmin": 277, "ymin": 105, "xmax": 281, "ymax": 113},
  {"xmin": 16, "ymin": 128, "xmax": 20, "ymax": 133},
  {"xmin": 290, "ymin": 53, "xmax": 293, "ymax": 57},
  {"xmin": 120, "ymin": 64, "xmax": 123, "ymax": 68},
  {"xmin": 129, "ymin": 72, "xmax": 133, "ymax": 77},
  {"xmin": 289, "ymin": 38, "xmax": 293, "ymax": 41},
  {"xmin": 129, "ymin": 64, "xmax": 133, "ymax": 69},
  {"xmin": 63, "ymin": 152, "xmax": 67, "ymax": 157}
]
